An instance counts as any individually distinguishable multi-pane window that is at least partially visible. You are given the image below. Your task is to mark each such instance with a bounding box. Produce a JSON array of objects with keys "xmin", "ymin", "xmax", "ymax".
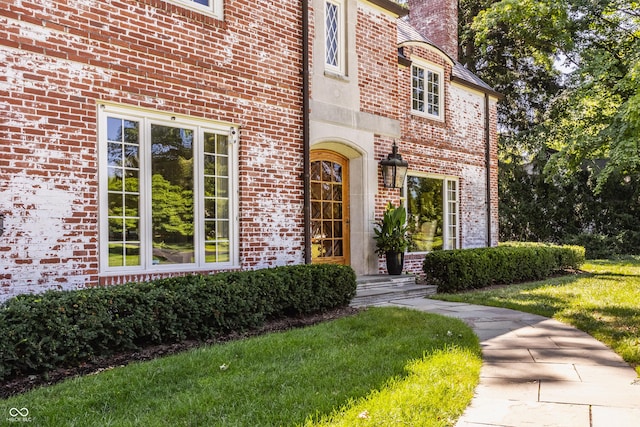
[
  {"xmin": 172, "ymin": 0, "xmax": 223, "ymax": 19},
  {"xmin": 446, "ymin": 180, "xmax": 458, "ymax": 249},
  {"xmin": 100, "ymin": 105, "xmax": 237, "ymax": 272},
  {"xmin": 203, "ymin": 132, "xmax": 231, "ymax": 263},
  {"xmin": 325, "ymin": 0, "xmax": 343, "ymax": 73},
  {"xmin": 411, "ymin": 63, "xmax": 442, "ymax": 119},
  {"xmin": 106, "ymin": 118, "xmax": 142, "ymax": 267},
  {"xmin": 310, "ymin": 158, "xmax": 345, "ymax": 259},
  {"xmin": 402, "ymin": 175, "xmax": 458, "ymax": 252}
]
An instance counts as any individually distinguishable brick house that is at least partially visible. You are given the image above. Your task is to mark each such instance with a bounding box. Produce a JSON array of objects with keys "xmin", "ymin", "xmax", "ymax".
[{"xmin": 0, "ymin": 0, "xmax": 498, "ymax": 300}]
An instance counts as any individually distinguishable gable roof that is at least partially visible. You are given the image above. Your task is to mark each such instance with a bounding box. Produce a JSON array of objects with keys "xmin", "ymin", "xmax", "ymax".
[{"xmin": 397, "ymin": 18, "xmax": 501, "ymax": 98}]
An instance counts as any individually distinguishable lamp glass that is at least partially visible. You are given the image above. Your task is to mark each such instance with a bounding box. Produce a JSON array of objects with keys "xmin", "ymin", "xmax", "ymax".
[
  {"xmin": 394, "ymin": 165, "xmax": 408, "ymax": 188},
  {"xmin": 380, "ymin": 142, "xmax": 409, "ymax": 188}
]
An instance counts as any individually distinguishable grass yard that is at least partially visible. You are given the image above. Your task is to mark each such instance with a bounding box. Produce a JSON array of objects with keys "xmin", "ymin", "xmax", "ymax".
[
  {"xmin": 1, "ymin": 307, "xmax": 481, "ymax": 427},
  {"xmin": 433, "ymin": 257, "xmax": 640, "ymax": 373}
]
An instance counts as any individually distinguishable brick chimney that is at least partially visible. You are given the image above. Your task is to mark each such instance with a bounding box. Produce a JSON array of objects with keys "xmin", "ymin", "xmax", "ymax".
[{"xmin": 407, "ymin": 0, "xmax": 459, "ymax": 60}]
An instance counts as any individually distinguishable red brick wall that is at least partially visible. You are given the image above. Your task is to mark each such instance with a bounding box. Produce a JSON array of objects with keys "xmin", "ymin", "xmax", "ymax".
[
  {"xmin": 356, "ymin": 4, "xmax": 400, "ymax": 121},
  {"xmin": 0, "ymin": 0, "xmax": 304, "ymax": 298},
  {"xmin": 0, "ymin": 0, "xmax": 499, "ymax": 295},
  {"xmin": 382, "ymin": 44, "xmax": 498, "ymax": 274},
  {"xmin": 407, "ymin": 0, "xmax": 459, "ymax": 60}
]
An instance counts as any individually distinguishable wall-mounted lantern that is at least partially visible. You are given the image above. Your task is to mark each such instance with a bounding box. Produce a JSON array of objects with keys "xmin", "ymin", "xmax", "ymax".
[
  {"xmin": 380, "ymin": 141, "xmax": 408, "ymax": 189},
  {"xmin": 0, "ymin": 214, "xmax": 4, "ymax": 236}
]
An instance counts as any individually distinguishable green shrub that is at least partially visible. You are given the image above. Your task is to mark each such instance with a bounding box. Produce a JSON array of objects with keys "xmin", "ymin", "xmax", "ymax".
[
  {"xmin": 0, "ymin": 264, "xmax": 356, "ymax": 382},
  {"xmin": 562, "ymin": 232, "xmax": 640, "ymax": 259},
  {"xmin": 423, "ymin": 243, "xmax": 585, "ymax": 293}
]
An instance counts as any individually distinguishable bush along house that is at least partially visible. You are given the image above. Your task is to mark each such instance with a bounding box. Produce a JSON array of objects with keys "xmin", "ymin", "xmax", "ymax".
[{"xmin": 0, "ymin": 0, "xmax": 498, "ymax": 300}]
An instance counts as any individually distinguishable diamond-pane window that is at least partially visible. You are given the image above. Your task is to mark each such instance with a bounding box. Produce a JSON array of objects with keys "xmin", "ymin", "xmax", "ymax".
[{"xmin": 325, "ymin": 1, "xmax": 340, "ymax": 69}]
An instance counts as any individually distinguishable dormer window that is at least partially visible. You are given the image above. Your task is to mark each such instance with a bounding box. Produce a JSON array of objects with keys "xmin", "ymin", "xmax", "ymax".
[{"xmin": 411, "ymin": 60, "xmax": 444, "ymax": 120}]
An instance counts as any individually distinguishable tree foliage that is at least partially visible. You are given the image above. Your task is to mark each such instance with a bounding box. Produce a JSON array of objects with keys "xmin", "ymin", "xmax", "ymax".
[{"xmin": 460, "ymin": 0, "xmax": 640, "ymax": 254}]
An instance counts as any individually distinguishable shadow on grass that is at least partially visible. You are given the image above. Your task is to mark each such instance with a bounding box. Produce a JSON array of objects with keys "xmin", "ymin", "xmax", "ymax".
[
  {"xmin": 435, "ymin": 267, "xmax": 640, "ymax": 368},
  {"xmin": 1, "ymin": 308, "xmax": 483, "ymax": 427}
]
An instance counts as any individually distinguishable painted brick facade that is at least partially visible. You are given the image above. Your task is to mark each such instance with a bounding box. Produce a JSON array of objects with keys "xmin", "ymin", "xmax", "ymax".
[
  {"xmin": 1, "ymin": 0, "xmax": 305, "ymax": 299},
  {"xmin": 357, "ymin": 4, "xmax": 401, "ymax": 121},
  {"xmin": 1, "ymin": 0, "xmax": 499, "ymax": 299}
]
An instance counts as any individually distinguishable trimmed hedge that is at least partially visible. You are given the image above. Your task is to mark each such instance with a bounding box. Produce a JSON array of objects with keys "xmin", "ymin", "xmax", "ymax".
[
  {"xmin": 0, "ymin": 264, "xmax": 356, "ymax": 382},
  {"xmin": 423, "ymin": 243, "xmax": 585, "ymax": 293}
]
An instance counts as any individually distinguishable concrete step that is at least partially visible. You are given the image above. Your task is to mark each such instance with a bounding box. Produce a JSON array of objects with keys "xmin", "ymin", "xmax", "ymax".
[
  {"xmin": 351, "ymin": 275, "xmax": 437, "ymax": 307},
  {"xmin": 356, "ymin": 274, "xmax": 418, "ymax": 289}
]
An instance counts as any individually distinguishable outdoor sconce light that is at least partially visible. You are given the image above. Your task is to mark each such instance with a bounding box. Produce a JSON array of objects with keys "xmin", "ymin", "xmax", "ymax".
[
  {"xmin": 0, "ymin": 214, "xmax": 4, "ymax": 237},
  {"xmin": 380, "ymin": 141, "xmax": 408, "ymax": 189}
]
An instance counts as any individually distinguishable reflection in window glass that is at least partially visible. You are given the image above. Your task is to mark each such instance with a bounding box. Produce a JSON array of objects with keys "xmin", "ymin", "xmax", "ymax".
[
  {"xmin": 204, "ymin": 133, "xmax": 230, "ymax": 263},
  {"xmin": 404, "ymin": 175, "xmax": 457, "ymax": 252},
  {"xmin": 412, "ymin": 64, "xmax": 441, "ymax": 117},
  {"xmin": 151, "ymin": 125, "xmax": 194, "ymax": 265},
  {"xmin": 102, "ymin": 110, "xmax": 234, "ymax": 271},
  {"xmin": 310, "ymin": 158, "xmax": 345, "ymax": 259},
  {"xmin": 107, "ymin": 118, "xmax": 141, "ymax": 267}
]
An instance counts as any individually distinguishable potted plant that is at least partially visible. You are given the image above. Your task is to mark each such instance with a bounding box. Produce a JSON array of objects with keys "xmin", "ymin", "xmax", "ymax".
[{"xmin": 374, "ymin": 202, "xmax": 412, "ymax": 275}]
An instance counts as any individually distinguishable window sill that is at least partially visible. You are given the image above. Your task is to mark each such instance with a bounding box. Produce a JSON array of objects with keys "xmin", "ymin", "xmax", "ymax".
[
  {"xmin": 100, "ymin": 263, "xmax": 240, "ymax": 277},
  {"xmin": 324, "ymin": 70, "xmax": 350, "ymax": 82},
  {"xmin": 141, "ymin": 0, "xmax": 226, "ymax": 28},
  {"xmin": 410, "ymin": 110, "xmax": 445, "ymax": 124}
]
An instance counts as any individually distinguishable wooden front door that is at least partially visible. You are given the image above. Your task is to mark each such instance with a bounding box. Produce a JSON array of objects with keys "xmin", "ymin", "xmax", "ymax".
[{"xmin": 310, "ymin": 151, "xmax": 350, "ymax": 265}]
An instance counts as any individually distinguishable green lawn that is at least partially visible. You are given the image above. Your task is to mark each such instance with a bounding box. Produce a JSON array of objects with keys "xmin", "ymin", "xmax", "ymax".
[
  {"xmin": 1, "ymin": 307, "xmax": 481, "ymax": 427},
  {"xmin": 433, "ymin": 257, "xmax": 640, "ymax": 373}
]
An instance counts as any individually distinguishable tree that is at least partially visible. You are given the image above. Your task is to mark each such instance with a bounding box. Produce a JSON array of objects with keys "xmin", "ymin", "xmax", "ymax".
[
  {"xmin": 460, "ymin": 0, "xmax": 640, "ymax": 254},
  {"xmin": 460, "ymin": 0, "xmax": 570, "ymax": 138},
  {"xmin": 543, "ymin": 0, "xmax": 640, "ymax": 189}
]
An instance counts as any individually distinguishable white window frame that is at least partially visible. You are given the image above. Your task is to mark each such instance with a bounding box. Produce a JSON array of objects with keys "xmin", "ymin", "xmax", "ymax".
[
  {"xmin": 411, "ymin": 58, "xmax": 444, "ymax": 121},
  {"xmin": 401, "ymin": 172, "xmax": 458, "ymax": 253},
  {"xmin": 171, "ymin": 0, "xmax": 224, "ymax": 20},
  {"xmin": 324, "ymin": 0, "xmax": 345, "ymax": 75},
  {"xmin": 98, "ymin": 103, "xmax": 239, "ymax": 274}
]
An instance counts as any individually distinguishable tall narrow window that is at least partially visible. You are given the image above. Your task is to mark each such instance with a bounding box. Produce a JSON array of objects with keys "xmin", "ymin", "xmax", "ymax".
[
  {"xmin": 446, "ymin": 180, "xmax": 458, "ymax": 249},
  {"xmin": 411, "ymin": 62, "xmax": 443, "ymax": 120},
  {"xmin": 203, "ymin": 132, "xmax": 231, "ymax": 263},
  {"xmin": 325, "ymin": 0, "xmax": 343, "ymax": 73},
  {"xmin": 107, "ymin": 118, "xmax": 141, "ymax": 267},
  {"xmin": 150, "ymin": 125, "xmax": 195, "ymax": 265},
  {"xmin": 100, "ymin": 105, "xmax": 238, "ymax": 273},
  {"xmin": 403, "ymin": 175, "xmax": 458, "ymax": 252}
]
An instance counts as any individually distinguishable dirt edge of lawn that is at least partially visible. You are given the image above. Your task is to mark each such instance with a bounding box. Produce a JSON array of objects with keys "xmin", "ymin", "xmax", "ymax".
[{"xmin": 1, "ymin": 306, "xmax": 361, "ymax": 399}]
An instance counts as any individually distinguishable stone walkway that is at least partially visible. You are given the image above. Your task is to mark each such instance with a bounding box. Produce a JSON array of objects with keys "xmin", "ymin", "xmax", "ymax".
[{"xmin": 381, "ymin": 297, "xmax": 640, "ymax": 427}]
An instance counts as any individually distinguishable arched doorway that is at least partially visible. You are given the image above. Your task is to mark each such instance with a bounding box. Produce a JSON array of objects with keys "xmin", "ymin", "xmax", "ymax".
[{"xmin": 310, "ymin": 150, "xmax": 350, "ymax": 265}]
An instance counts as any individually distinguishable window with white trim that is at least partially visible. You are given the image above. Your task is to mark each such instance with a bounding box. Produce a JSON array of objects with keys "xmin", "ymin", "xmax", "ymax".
[
  {"xmin": 402, "ymin": 174, "xmax": 458, "ymax": 252},
  {"xmin": 172, "ymin": 0, "xmax": 223, "ymax": 19},
  {"xmin": 325, "ymin": 0, "xmax": 344, "ymax": 74},
  {"xmin": 99, "ymin": 105, "xmax": 238, "ymax": 273},
  {"xmin": 411, "ymin": 61, "xmax": 444, "ymax": 119}
]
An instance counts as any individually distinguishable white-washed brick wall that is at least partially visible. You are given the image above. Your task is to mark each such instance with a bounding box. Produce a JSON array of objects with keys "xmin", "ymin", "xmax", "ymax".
[
  {"xmin": 0, "ymin": 0, "xmax": 304, "ymax": 300},
  {"xmin": 394, "ymin": 43, "xmax": 499, "ymax": 275}
]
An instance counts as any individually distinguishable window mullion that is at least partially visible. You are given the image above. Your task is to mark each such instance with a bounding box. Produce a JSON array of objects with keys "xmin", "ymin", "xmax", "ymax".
[
  {"xmin": 442, "ymin": 179, "xmax": 448, "ymax": 250},
  {"xmin": 194, "ymin": 128, "xmax": 204, "ymax": 267},
  {"xmin": 100, "ymin": 104, "xmax": 237, "ymax": 274},
  {"xmin": 140, "ymin": 119, "xmax": 153, "ymax": 270}
]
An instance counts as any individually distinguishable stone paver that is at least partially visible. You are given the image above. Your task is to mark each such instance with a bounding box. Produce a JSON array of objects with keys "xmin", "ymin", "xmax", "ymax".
[{"xmin": 380, "ymin": 297, "xmax": 640, "ymax": 427}]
